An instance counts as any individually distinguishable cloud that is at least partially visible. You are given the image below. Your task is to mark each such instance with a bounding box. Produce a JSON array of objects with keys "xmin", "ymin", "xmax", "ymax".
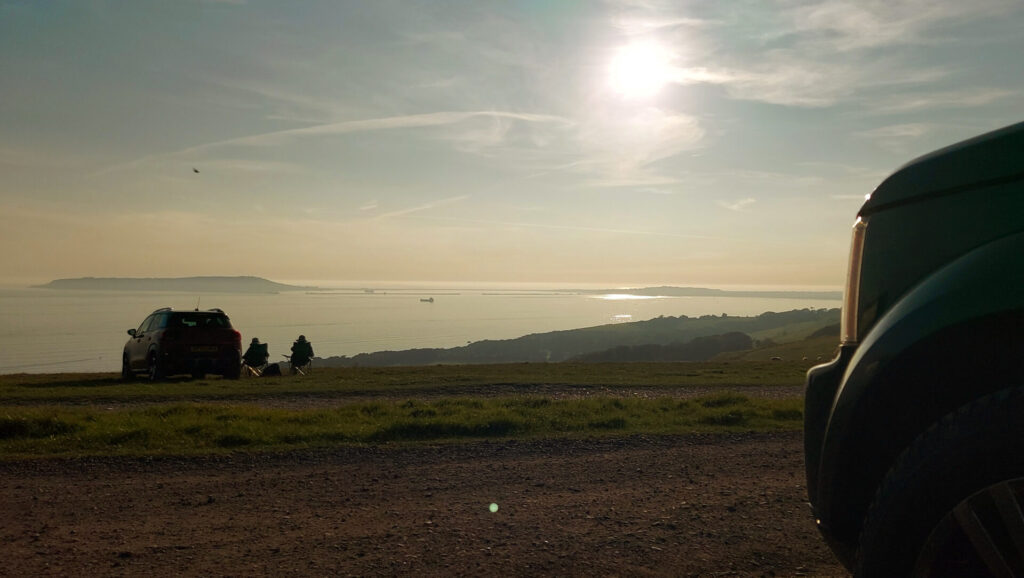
[
  {"xmin": 718, "ymin": 198, "xmax": 757, "ymax": 212},
  {"xmin": 208, "ymin": 77, "xmax": 356, "ymax": 124},
  {"xmin": 856, "ymin": 123, "xmax": 933, "ymax": 152},
  {"xmin": 611, "ymin": 0, "xmax": 1022, "ymax": 109},
  {"xmin": 566, "ymin": 108, "xmax": 705, "ymax": 185},
  {"xmin": 374, "ymin": 195, "xmax": 471, "ymax": 220},
  {"xmin": 866, "ymin": 88, "xmax": 1015, "ymax": 114},
  {"xmin": 408, "ymin": 214, "xmax": 719, "ymax": 240},
  {"xmin": 195, "ymin": 158, "xmax": 306, "ymax": 174},
  {"xmin": 785, "ymin": 0, "xmax": 1019, "ymax": 51}
]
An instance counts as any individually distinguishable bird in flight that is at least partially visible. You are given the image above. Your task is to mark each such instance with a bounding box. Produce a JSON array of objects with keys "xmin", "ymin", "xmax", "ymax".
[{"xmin": 193, "ymin": 168, "xmax": 200, "ymax": 174}]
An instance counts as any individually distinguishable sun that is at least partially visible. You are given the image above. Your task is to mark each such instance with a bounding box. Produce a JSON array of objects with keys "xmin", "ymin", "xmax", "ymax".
[{"xmin": 608, "ymin": 41, "xmax": 676, "ymax": 99}]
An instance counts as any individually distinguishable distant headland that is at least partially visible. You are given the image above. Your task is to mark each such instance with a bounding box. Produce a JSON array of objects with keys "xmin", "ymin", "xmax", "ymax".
[{"xmin": 33, "ymin": 276, "xmax": 316, "ymax": 293}]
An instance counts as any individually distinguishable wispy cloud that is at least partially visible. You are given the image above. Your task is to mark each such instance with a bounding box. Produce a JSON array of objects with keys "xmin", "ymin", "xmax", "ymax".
[
  {"xmin": 563, "ymin": 108, "xmax": 705, "ymax": 187},
  {"xmin": 195, "ymin": 158, "xmax": 305, "ymax": 174},
  {"xmin": 208, "ymin": 77, "xmax": 356, "ymax": 124},
  {"xmin": 856, "ymin": 123, "xmax": 933, "ymax": 152},
  {"xmin": 612, "ymin": 0, "xmax": 1022, "ymax": 109},
  {"xmin": 866, "ymin": 88, "xmax": 1015, "ymax": 114},
  {"xmin": 408, "ymin": 215, "xmax": 719, "ymax": 240},
  {"xmin": 718, "ymin": 198, "xmax": 757, "ymax": 212},
  {"xmin": 785, "ymin": 0, "xmax": 1019, "ymax": 51},
  {"xmin": 223, "ymin": 111, "xmax": 572, "ymax": 148},
  {"xmin": 374, "ymin": 195, "xmax": 471, "ymax": 220}
]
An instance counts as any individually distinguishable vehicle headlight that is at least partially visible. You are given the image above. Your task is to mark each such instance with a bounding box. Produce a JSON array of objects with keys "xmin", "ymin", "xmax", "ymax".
[{"xmin": 840, "ymin": 217, "xmax": 868, "ymax": 345}]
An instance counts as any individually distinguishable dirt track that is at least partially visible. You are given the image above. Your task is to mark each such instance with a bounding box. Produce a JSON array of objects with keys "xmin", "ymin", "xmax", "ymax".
[{"xmin": 1, "ymin": 432, "xmax": 848, "ymax": 577}]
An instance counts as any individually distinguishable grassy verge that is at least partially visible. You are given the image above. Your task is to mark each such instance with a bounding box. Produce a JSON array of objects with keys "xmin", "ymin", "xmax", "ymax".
[
  {"xmin": 0, "ymin": 361, "xmax": 814, "ymax": 403},
  {"xmin": 0, "ymin": 394, "xmax": 802, "ymax": 459}
]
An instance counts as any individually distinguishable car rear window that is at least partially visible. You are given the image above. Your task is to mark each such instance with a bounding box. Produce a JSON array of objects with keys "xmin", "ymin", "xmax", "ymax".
[{"xmin": 169, "ymin": 313, "xmax": 231, "ymax": 328}]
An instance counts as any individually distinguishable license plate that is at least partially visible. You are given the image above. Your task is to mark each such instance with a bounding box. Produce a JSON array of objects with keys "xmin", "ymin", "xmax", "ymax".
[{"xmin": 190, "ymin": 346, "xmax": 218, "ymax": 353}]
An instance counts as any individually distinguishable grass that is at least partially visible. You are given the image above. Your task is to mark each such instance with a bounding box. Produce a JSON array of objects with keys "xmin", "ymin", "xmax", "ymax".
[
  {"xmin": 0, "ymin": 393, "xmax": 803, "ymax": 459},
  {"xmin": 0, "ymin": 360, "xmax": 815, "ymax": 404},
  {"xmin": 712, "ymin": 335, "xmax": 838, "ymax": 362},
  {"xmin": 0, "ymin": 362, "xmax": 815, "ymax": 459}
]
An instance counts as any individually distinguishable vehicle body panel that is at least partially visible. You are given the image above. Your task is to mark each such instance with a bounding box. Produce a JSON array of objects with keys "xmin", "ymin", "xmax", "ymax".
[
  {"xmin": 804, "ymin": 121, "xmax": 1024, "ymax": 569},
  {"xmin": 807, "ymin": 232, "xmax": 1024, "ymax": 557},
  {"xmin": 860, "ymin": 120, "xmax": 1024, "ymax": 216}
]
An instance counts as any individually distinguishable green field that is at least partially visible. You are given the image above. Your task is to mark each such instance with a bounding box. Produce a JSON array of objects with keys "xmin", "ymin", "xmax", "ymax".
[{"xmin": 0, "ymin": 361, "xmax": 814, "ymax": 459}]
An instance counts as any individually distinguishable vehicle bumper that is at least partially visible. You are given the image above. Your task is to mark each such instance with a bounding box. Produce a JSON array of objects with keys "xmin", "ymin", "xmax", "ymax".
[
  {"xmin": 162, "ymin": 347, "xmax": 240, "ymax": 376},
  {"xmin": 804, "ymin": 345, "xmax": 857, "ymax": 568}
]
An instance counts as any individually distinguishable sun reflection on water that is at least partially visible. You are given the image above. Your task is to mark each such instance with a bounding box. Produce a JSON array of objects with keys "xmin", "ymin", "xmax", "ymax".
[{"xmin": 597, "ymin": 293, "xmax": 662, "ymax": 301}]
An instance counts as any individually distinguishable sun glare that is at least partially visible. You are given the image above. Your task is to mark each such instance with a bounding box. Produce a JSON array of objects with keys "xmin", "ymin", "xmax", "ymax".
[
  {"xmin": 598, "ymin": 294, "xmax": 661, "ymax": 301},
  {"xmin": 608, "ymin": 41, "xmax": 675, "ymax": 99}
]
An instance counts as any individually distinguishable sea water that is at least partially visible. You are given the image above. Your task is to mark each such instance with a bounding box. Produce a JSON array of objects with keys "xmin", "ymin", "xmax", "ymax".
[{"xmin": 0, "ymin": 285, "xmax": 840, "ymax": 373}]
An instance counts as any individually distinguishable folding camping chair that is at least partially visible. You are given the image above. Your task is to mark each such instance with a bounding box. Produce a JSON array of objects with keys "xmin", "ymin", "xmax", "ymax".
[
  {"xmin": 283, "ymin": 354, "xmax": 312, "ymax": 376},
  {"xmin": 241, "ymin": 341, "xmax": 269, "ymax": 377}
]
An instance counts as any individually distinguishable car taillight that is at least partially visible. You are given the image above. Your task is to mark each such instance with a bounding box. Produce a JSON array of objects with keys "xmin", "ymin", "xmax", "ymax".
[
  {"xmin": 231, "ymin": 330, "xmax": 241, "ymax": 345},
  {"xmin": 840, "ymin": 217, "xmax": 868, "ymax": 345}
]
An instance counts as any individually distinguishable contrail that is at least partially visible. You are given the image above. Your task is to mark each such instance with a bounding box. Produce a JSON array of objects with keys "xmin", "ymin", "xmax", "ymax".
[{"xmin": 90, "ymin": 111, "xmax": 574, "ymax": 178}]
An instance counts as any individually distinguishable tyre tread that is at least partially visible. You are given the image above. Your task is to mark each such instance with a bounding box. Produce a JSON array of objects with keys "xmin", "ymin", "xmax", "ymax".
[{"xmin": 856, "ymin": 386, "xmax": 1024, "ymax": 576}]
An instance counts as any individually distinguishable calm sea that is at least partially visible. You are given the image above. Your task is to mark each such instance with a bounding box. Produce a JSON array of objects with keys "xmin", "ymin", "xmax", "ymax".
[{"xmin": 0, "ymin": 285, "xmax": 841, "ymax": 373}]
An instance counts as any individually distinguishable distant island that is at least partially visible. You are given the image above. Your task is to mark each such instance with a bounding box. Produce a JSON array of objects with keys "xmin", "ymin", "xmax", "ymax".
[{"xmin": 34, "ymin": 276, "xmax": 316, "ymax": 293}]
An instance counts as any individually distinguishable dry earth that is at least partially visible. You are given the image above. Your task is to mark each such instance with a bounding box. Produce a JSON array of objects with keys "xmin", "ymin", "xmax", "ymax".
[{"xmin": 1, "ymin": 431, "xmax": 848, "ymax": 577}]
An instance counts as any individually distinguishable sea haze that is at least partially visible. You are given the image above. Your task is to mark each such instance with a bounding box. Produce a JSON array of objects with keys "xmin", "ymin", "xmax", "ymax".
[{"xmin": 0, "ymin": 284, "xmax": 841, "ymax": 373}]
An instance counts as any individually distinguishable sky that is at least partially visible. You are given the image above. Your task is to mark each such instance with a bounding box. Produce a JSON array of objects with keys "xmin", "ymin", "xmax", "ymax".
[{"xmin": 2, "ymin": 0, "xmax": 1023, "ymax": 289}]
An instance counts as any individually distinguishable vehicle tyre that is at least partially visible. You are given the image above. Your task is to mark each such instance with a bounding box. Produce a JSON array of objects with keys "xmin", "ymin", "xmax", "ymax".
[
  {"xmin": 121, "ymin": 354, "xmax": 133, "ymax": 381},
  {"xmin": 856, "ymin": 386, "xmax": 1024, "ymax": 577},
  {"xmin": 147, "ymin": 352, "xmax": 165, "ymax": 382},
  {"xmin": 191, "ymin": 370, "xmax": 204, "ymax": 380}
]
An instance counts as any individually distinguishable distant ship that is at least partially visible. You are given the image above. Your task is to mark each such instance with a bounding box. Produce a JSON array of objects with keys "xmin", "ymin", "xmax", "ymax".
[{"xmin": 420, "ymin": 297, "xmax": 434, "ymax": 303}]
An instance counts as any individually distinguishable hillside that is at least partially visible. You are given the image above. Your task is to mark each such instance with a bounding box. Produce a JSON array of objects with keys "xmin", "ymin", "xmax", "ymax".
[
  {"xmin": 571, "ymin": 332, "xmax": 754, "ymax": 363},
  {"xmin": 712, "ymin": 324, "xmax": 840, "ymax": 362},
  {"xmin": 318, "ymin": 308, "xmax": 839, "ymax": 367},
  {"xmin": 34, "ymin": 276, "xmax": 315, "ymax": 293}
]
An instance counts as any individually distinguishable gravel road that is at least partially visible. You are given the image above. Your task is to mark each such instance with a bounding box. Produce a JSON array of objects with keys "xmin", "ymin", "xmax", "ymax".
[{"xmin": 1, "ymin": 431, "xmax": 847, "ymax": 577}]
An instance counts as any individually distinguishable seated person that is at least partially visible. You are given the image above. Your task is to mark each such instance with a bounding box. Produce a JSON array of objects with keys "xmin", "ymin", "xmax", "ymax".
[
  {"xmin": 290, "ymin": 335, "xmax": 314, "ymax": 369},
  {"xmin": 243, "ymin": 338, "xmax": 269, "ymax": 368}
]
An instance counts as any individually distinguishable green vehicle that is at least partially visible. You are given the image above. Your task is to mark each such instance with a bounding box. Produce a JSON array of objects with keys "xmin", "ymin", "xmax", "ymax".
[{"xmin": 804, "ymin": 121, "xmax": 1024, "ymax": 576}]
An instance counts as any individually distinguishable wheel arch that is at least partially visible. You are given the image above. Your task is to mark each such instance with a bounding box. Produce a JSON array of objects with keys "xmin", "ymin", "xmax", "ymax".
[{"xmin": 815, "ymin": 231, "xmax": 1024, "ymax": 544}]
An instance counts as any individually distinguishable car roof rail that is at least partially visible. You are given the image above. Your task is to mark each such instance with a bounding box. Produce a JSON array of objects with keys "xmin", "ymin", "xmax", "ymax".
[
  {"xmin": 207, "ymin": 308, "xmax": 224, "ymax": 313},
  {"xmin": 152, "ymin": 307, "xmax": 172, "ymax": 313}
]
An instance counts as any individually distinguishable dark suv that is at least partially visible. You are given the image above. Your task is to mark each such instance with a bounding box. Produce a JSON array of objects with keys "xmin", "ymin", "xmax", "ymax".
[
  {"xmin": 122, "ymin": 308, "xmax": 242, "ymax": 380},
  {"xmin": 805, "ymin": 121, "xmax": 1024, "ymax": 575}
]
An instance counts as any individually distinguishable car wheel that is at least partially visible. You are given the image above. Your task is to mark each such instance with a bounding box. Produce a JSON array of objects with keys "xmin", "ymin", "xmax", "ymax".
[
  {"xmin": 191, "ymin": 370, "xmax": 204, "ymax": 380},
  {"xmin": 147, "ymin": 352, "xmax": 164, "ymax": 382},
  {"xmin": 856, "ymin": 386, "xmax": 1024, "ymax": 577},
  {"xmin": 121, "ymin": 354, "xmax": 133, "ymax": 381}
]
